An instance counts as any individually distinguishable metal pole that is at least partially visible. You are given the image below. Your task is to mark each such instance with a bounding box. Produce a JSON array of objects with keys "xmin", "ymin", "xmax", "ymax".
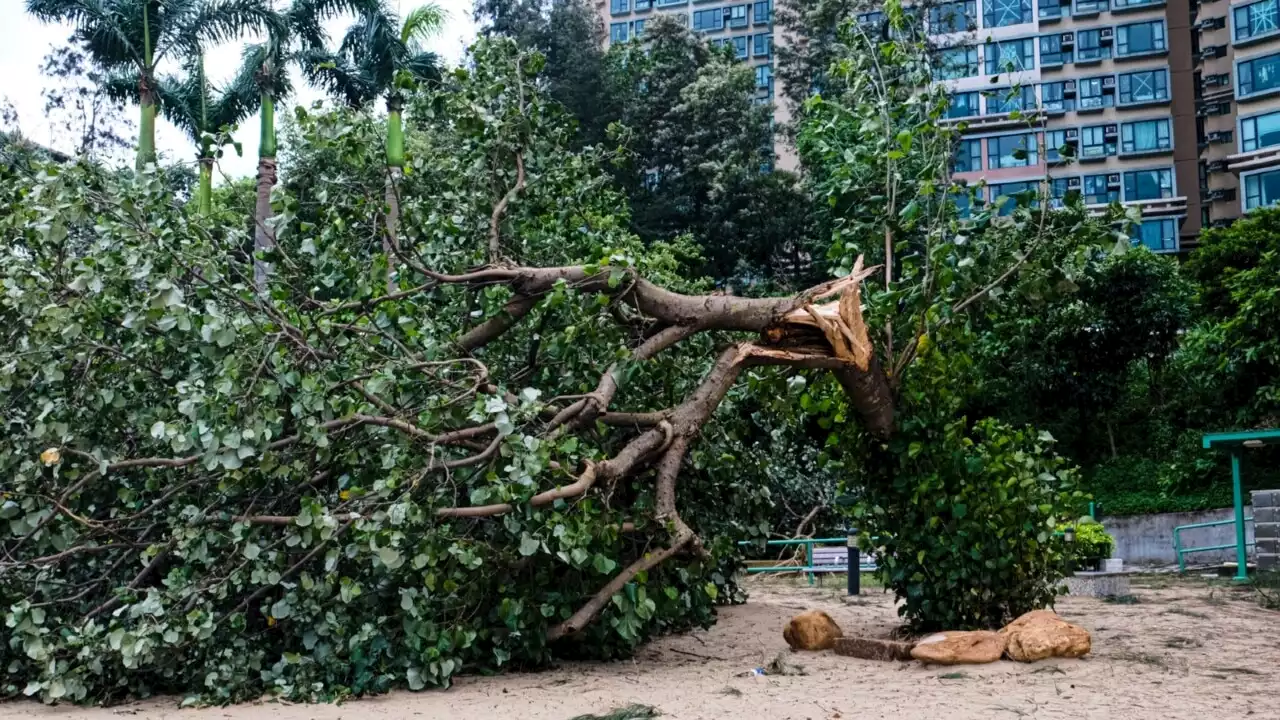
[
  {"xmin": 1173, "ymin": 527, "xmax": 1185, "ymax": 573},
  {"xmin": 1089, "ymin": 501, "xmax": 1096, "ymax": 520},
  {"xmin": 1232, "ymin": 452, "xmax": 1249, "ymax": 582},
  {"xmin": 847, "ymin": 529, "xmax": 860, "ymax": 596},
  {"xmin": 806, "ymin": 540, "xmax": 814, "ymax": 586}
]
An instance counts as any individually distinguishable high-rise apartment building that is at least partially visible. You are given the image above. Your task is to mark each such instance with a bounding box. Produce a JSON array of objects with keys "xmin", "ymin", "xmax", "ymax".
[
  {"xmin": 597, "ymin": 0, "xmax": 799, "ymax": 169},
  {"xmin": 932, "ymin": 0, "xmax": 1280, "ymax": 251},
  {"xmin": 599, "ymin": 0, "xmax": 1280, "ymax": 249}
]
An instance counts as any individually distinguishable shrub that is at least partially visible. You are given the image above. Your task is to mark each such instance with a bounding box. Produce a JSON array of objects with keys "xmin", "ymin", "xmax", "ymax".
[
  {"xmin": 1069, "ymin": 521, "xmax": 1115, "ymax": 567},
  {"xmin": 851, "ymin": 418, "xmax": 1081, "ymax": 631}
]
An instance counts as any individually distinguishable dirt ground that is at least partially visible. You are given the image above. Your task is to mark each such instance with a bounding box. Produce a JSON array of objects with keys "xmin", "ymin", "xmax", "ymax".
[{"xmin": 4, "ymin": 574, "xmax": 1279, "ymax": 720}]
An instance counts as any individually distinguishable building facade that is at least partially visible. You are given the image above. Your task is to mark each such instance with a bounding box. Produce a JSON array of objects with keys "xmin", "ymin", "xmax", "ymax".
[
  {"xmin": 596, "ymin": 0, "xmax": 799, "ymax": 169},
  {"xmin": 930, "ymin": 0, "xmax": 1280, "ymax": 251},
  {"xmin": 598, "ymin": 0, "xmax": 1280, "ymax": 248}
]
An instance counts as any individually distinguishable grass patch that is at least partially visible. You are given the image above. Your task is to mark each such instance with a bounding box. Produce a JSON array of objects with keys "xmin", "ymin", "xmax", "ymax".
[
  {"xmin": 938, "ymin": 672, "xmax": 969, "ymax": 680},
  {"xmin": 763, "ymin": 651, "xmax": 806, "ymax": 677},
  {"xmin": 569, "ymin": 705, "xmax": 660, "ymax": 720},
  {"xmin": 1102, "ymin": 595, "xmax": 1141, "ymax": 604},
  {"xmin": 1031, "ymin": 665, "xmax": 1066, "ymax": 675}
]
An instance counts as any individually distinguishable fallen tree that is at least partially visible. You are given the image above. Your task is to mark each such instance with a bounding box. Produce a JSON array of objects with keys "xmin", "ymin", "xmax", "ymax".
[{"xmin": 1, "ymin": 36, "xmax": 1094, "ymax": 703}]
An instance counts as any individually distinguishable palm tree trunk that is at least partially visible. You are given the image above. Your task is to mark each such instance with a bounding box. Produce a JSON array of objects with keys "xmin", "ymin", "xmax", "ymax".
[
  {"xmin": 198, "ymin": 156, "xmax": 214, "ymax": 215},
  {"xmin": 137, "ymin": 83, "xmax": 157, "ymax": 169},
  {"xmin": 253, "ymin": 93, "xmax": 277, "ymax": 291},
  {"xmin": 136, "ymin": 7, "xmax": 155, "ymax": 169},
  {"xmin": 384, "ymin": 96, "xmax": 405, "ymax": 293}
]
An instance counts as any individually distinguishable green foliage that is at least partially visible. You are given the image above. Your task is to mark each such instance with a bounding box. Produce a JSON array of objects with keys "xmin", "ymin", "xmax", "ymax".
[
  {"xmin": 0, "ymin": 40, "xmax": 773, "ymax": 705},
  {"xmin": 852, "ymin": 417, "xmax": 1079, "ymax": 631},
  {"xmin": 603, "ymin": 16, "xmax": 811, "ymax": 288},
  {"xmin": 1068, "ymin": 522, "xmax": 1115, "ymax": 566}
]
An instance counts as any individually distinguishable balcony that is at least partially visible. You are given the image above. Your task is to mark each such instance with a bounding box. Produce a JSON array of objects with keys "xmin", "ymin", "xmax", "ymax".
[
  {"xmin": 1111, "ymin": 0, "xmax": 1164, "ymax": 11},
  {"xmin": 1227, "ymin": 146, "xmax": 1280, "ymax": 173},
  {"xmin": 940, "ymin": 108, "xmax": 1046, "ymax": 132}
]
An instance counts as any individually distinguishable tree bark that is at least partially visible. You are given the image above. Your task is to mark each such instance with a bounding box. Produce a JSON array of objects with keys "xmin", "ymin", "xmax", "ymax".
[
  {"xmin": 253, "ymin": 156, "xmax": 277, "ymax": 291},
  {"xmin": 384, "ymin": 167, "xmax": 401, "ymax": 294}
]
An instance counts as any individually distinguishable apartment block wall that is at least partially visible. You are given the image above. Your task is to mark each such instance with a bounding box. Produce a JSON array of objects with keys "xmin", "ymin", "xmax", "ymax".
[{"xmin": 597, "ymin": 0, "xmax": 798, "ymax": 169}]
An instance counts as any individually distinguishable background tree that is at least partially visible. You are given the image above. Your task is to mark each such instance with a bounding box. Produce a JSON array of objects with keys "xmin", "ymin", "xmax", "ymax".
[
  {"xmin": 299, "ymin": 0, "xmax": 446, "ymax": 287},
  {"xmin": 223, "ymin": 11, "xmax": 295, "ymax": 287},
  {"xmin": 26, "ymin": 0, "xmax": 280, "ymax": 168},
  {"xmin": 40, "ymin": 41, "xmax": 137, "ymax": 164},
  {"xmin": 147, "ymin": 53, "xmax": 251, "ymax": 214}
]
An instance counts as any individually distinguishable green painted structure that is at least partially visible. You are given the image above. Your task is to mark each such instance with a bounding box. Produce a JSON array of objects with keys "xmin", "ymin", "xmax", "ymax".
[{"xmin": 1174, "ymin": 429, "xmax": 1280, "ymax": 580}]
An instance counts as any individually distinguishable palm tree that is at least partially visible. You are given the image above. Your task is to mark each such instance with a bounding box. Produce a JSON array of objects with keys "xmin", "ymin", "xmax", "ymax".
[
  {"xmin": 224, "ymin": 21, "xmax": 293, "ymax": 288},
  {"xmin": 26, "ymin": 0, "xmax": 281, "ymax": 169},
  {"xmin": 297, "ymin": 0, "xmax": 446, "ymax": 288},
  {"xmin": 152, "ymin": 52, "xmax": 255, "ymax": 213}
]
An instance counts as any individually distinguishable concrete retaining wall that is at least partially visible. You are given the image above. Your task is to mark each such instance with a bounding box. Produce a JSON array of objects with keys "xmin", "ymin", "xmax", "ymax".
[{"xmin": 1100, "ymin": 507, "xmax": 1255, "ymax": 566}]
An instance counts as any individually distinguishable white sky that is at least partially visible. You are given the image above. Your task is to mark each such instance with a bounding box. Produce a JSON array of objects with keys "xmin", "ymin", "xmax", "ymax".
[{"xmin": 0, "ymin": 0, "xmax": 479, "ymax": 178}]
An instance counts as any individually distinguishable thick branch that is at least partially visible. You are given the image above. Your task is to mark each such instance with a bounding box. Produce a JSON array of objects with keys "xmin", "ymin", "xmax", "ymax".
[{"xmin": 488, "ymin": 150, "xmax": 526, "ymax": 261}]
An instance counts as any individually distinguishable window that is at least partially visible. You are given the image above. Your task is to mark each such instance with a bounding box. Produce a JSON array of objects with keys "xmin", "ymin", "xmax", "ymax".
[
  {"xmin": 952, "ymin": 190, "xmax": 974, "ymax": 219},
  {"xmin": 753, "ymin": 0, "xmax": 771, "ymax": 24},
  {"xmin": 729, "ymin": 4, "xmax": 749, "ymax": 27},
  {"xmin": 1041, "ymin": 81, "xmax": 1076, "ymax": 112},
  {"xmin": 1117, "ymin": 20, "xmax": 1166, "ymax": 56},
  {"xmin": 693, "ymin": 9, "xmax": 723, "ymax": 30},
  {"xmin": 984, "ymin": 0, "xmax": 1033, "ymax": 27},
  {"xmin": 1118, "ymin": 69, "xmax": 1169, "ymax": 104},
  {"xmin": 1050, "ymin": 176, "xmax": 1077, "ymax": 206},
  {"xmin": 1040, "ymin": 34, "xmax": 1073, "ymax": 66},
  {"xmin": 1078, "ymin": 76, "xmax": 1115, "ymax": 109},
  {"xmin": 1040, "ymin": 0, "xmax": 1064, "ymax": 20},
  {"xmin": 985, "ymin": 39, "xmax": 1035, "ymax": 75},
  {"xmin": 931, "ymin": 0, "xmax": 978, "ymax": 32},
  {"xmin": 634, "ymin": 0, "xmax": 651, "ymax": 10},
  {"xmin": 1080, "ymin": 125, "xmax": 1116, "ymax": 158},
  {"xmin": 1245, "ymin": 169, "xmax": 1280, "ymax": 208},
  {"xmin": 1241, "ymin": 110, "xmax": 1280, "ymax": 151},
  {"xmin": 1235, "ymin": 0, "xmax": 1280, "ymax": 42},
  {"xmin": 986, "ymin": 85, "xmax": 1037, "ymax": 114},
  {"xmin": 1074, "ymin": 0, "xmax": 1108, "ymax": 14},
  {"xmin": 633, "ymin": 18, "xmax": 647, "ymax": 37},
  {"xmin": 611, "ymin": 0, "xmax": 629, "ymax": 12},
  {"xmin": 1121, "ymin": 119, "xmax": 1171, "ymax": 153},
  {"xmin": 948, "ymin": 91, "xmax": 981, "ymax": 117},
  {"xmin": 936, "ymin": 46, "xmax": 980, "ymax": 79},
  {"xmin": 1134, "ymin": 219, "xmax": 1178, "ymax": 252},
  {"xmin": 1076, "ymin": 29, "xmax": 1112, "ymax": 61},
  {"xmin": 1045, "ymin": 129, "xmax": 1072, "ymax": 162},
  {"xmin": 858, "ymin": 10, "xmax": 885, "ymax": 26},
  {"xmin": 1238, "ymin": 52, "xmax": 1280, "ymax": 97},
  {"xmin": 1123, "ymin": 168, "xmax": 1174, "ymax": 199},
  {"xmin": 1083, "ymin": 174, "xmax": 1119, "ymax": 204},
  {"xmin": 987, "ymin": 133, "xmax": 1039, "ymax": 168},
  {"xmin": 990, "ymin": 181, "xmax": 1039, "ymax": 215},
  {"xmin": 655, "ymin": 0, "xmax": 685, "ymax": 6},
  {"xmin": 753, "ymin": 34, "xmax": 772, "ymax": 57},
  {"xmin": 1113, "ymin": 0, "xmax": 1163, "ymax": 8},
  {"xmin": 755, "ymin": 64, "xmax": 773, "ymax": 89},
  {"xmin": 610, "ymin": 22, "xmax": 629, "ymax": 42},
  {"xmin": 732, "ymin": 35, "xmax": 749, "ymax": 58},
  {"xmin": 951, "ymin": 140, "xmax": 981, "ymax": 172}
]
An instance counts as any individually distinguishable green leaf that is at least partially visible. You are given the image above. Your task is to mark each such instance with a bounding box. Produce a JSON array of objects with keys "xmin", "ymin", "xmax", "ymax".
[
  {"xmin": 519, "ymin": 533, "xmax": 540, "ymax": 556},
  {"xmin": 592, "ymin": 553, "xmax": 617, "ymax": 575}
]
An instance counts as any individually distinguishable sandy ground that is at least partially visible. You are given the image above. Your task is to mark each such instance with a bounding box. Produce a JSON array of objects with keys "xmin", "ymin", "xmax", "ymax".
[{"xmin": 4, "ymin": 574, "xmax": 1279, "ymax": 720}]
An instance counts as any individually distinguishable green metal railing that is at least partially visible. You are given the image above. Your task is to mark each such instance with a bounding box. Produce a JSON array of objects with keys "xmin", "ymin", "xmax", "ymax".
[
  {"xmin": 1173, "ymin": 517, "xmax": 1254, "ymax": 573},
  {"xmin": 737, "ymin": 537, "xmax": 877, "ymax": 585}
]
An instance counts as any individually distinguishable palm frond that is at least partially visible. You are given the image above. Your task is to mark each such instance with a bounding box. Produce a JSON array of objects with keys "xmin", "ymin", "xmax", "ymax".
[
  {"xmin": 288, "ymin": 0, "xmax": 385, "ymax": 49},
  {"xmin": 26, "ymin": 0, "xmax": 142, "ymax": 68},
  {"xmin": 400, "ymin": 3, "xmax": 447, "ymax": 50},
  {"xmin": 101, "ymin": 67, "xmax": 143, "ymax": 105},
  {"xmin": 154, "ymin": 68, "xmax": 202, "ymax": 144},
  {"xmin": 403, "ymin": 51, "xmax": 443, "ymax": 87},
  {"xmin": 220, "ymin": 43, "xmax": 287, "ymax": 123},
  {"xmin": 298, "ymin": 48, "xmax": 378, "ymax": 108},
  {"xmin": 338, "ymin": 7, "xmax": 399, "ymax": 89},
  {"xmin": 164, "ymin": 0, "xmax": 283, "ymax": 63}
]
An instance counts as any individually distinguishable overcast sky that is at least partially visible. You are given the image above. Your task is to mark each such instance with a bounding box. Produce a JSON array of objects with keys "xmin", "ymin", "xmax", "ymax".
[{"xmin": 0, "ymin": 0, "xmax": 479, "ymax": 178}]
